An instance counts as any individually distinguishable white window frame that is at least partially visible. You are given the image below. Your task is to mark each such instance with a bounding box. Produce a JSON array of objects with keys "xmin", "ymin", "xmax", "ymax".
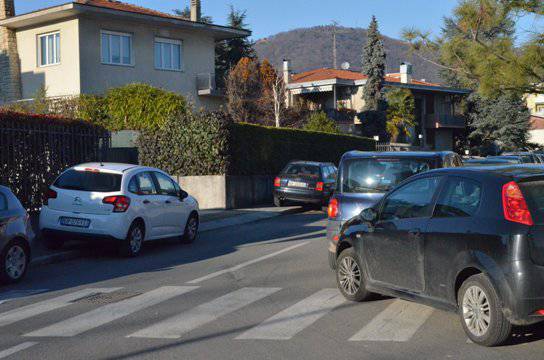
[
  {"xmin": 154, "ymin": 37, "xmax": 183, "ymax": 72},
  {"xmin": 100, "ymin": 30, "xmax": 134, "ymax": 67},
  {"xmin": 38, "ymin": 31, "xmax": 61, "ymax": 67}
]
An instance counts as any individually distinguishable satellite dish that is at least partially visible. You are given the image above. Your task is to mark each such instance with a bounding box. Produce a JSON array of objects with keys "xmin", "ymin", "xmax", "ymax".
[{"xmin": 341, "ymin": 62, "xmax": 350, "ymax": 70}]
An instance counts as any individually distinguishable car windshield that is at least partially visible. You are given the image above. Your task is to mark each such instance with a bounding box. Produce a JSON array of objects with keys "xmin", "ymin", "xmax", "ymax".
[
  {"xmin": 342, "ymin": 157, "xmax": 436, "ymax": 193},
  {"xmin": 54, "ymin": 170, "xmax": 122, "ymax": 192},
  {"xmin": 282, "ymin": 164, "xmax": 320, "ymax": 178}
]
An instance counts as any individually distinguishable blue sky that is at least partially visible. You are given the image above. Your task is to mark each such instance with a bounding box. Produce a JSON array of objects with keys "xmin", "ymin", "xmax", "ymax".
[{"xmin": 14, "ymin": 0, "xmax": 542, "ymax": 42}]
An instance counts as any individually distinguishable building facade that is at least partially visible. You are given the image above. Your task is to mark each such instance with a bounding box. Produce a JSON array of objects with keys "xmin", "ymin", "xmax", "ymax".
[
  {"xmin": 284, "ymin": 61, "xmax": 471, "ymax": 151},
  {"xmin": 0, "ymin": 0, "xmax": 250, "ymax": 109}
]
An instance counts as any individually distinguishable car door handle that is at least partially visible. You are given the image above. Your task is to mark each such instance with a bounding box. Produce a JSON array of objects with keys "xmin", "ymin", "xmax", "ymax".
[
  {"xmin": 143, "ymin": 200, "xmax": 150, "ymax": 205},
  {"xmin": 409, "ymin": 229, "xmax": 421, "ymax": 237}
]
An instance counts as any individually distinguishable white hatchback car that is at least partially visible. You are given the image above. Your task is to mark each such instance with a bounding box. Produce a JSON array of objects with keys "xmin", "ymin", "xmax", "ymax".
[{"xmin": 39, "ymin": 163, "xmax": 199, "ymax": 257}]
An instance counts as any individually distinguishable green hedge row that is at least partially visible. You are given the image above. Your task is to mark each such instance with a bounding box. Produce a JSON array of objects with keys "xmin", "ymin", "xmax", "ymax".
[{"xmin": 138, "ymin": 112, "xmax": 375, "ymax": 176}]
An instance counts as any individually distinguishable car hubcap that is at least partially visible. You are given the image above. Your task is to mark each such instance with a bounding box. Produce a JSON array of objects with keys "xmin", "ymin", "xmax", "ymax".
[
  {"xmin": 338, "ymin": 256, "xmax": 361, "ymax": 295},
  {"xmin": 130, "ymin": 227, "xmax": 143, "ymax": 253},
  {"xmin": 462, "ymin": 285, "xmax": 491, "ymax": 337},
  {"xmin": 187, "ymin": 218, "xmax": 198, "ymax": 240},
  {"xmin": 5, "ymin": 245, "xmax": 26, "ymax": 280}
]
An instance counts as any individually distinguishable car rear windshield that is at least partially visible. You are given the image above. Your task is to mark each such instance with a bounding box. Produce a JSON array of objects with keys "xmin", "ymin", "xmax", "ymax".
[
  {"xmin": 520, "ymin": 180, "xmax": 544, "ymax": 224},
  {"xmin": 282, "ymin": 164, "xmax": 321, "ymax": 178},
  {"xmin": 341, "ymin": 157, "xmax": 436, "ymax": 193},
  {"xmin": 54, "ymin": 170, "xmax": 122, "ymax": 192}
]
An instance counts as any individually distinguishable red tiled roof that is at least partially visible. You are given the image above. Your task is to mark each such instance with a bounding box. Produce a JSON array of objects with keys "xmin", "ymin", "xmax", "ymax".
[
  {"xmin": 531, "ymin": 114, "xmax": 544, "ymax": 130},
  {"xmin": 290, "ymin": 68, "xmax": 442, "ymax": 88},
  {"xmin": 74, "ymin": 0, "xmax": 186, "ymax": 21}
]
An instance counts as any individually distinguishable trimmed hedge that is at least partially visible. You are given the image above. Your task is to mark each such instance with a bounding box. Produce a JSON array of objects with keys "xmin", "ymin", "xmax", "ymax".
[
  {"xmin": 0, "ymin": 110, "xmax": 109, "ymax": 211},
  {"xmin": 138, "ymin": 112, "xmax": 375, "ymax": 176}
]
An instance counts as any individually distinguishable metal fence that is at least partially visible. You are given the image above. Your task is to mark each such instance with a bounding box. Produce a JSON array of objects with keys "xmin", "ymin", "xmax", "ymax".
[{"xmin": 0, "ymin": 119, "xmax": 110, "ymax": 212}]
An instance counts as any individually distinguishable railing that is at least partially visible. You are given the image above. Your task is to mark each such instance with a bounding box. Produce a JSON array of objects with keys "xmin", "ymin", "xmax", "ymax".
[
  {"xmin": 425, "ymin": 114, "xmax": 465, "ymax": 129},
  {"xmin": 196, "ymin": 73, "xmax": 223, "ymax": 96}
]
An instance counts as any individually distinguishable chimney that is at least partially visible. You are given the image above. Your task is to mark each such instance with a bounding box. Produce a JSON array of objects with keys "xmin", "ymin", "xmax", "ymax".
[
  {"xmin": 190, "ymin": 0, "xmax": 201, "ymax": 22},
  {"xmin": 0, "ymin": 0, "xmax": 22, "ymax": 103},
  {"xmin": 283, "ymin": 59, "xmax": 291, "ymax": 85},
  {"xmin": 400, "ymin": 62, "xmax": 413, "ymax": 84}
]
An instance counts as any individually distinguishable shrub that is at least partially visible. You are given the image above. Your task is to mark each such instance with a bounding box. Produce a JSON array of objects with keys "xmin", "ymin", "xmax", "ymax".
[
  {"xmin": 303, "ymin": 111, "xmax": 340, "ymax": 134},
  {"xmin": 139, "ymin": 111, "xmax": 375, "ymax": 176}
]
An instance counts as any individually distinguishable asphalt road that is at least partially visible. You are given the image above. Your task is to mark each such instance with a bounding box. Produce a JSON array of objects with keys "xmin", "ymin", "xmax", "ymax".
[{"xmin": 1, "ymin": 211, "xmax": 544, "ymax": 360}]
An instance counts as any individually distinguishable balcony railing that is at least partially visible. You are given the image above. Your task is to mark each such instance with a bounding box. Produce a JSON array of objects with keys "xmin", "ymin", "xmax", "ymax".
[
  {"xmin": 196, "ymin": 73, "xmax": 223, "ymax": 97},
  {"xmin": 425, "ymin": 114, "xmax": 465, "ymax": 129}
]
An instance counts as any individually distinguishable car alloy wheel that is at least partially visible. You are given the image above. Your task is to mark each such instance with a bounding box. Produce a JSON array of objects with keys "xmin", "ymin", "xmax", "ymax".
[
  {"xmin": 462, "ymin": 285, "xmax": 491, "ymax": 337},
  {"xmin": 5, "ymin": 245, "xmax": 26, "ymax": 281},
  {"xmin": 130, "ymin": 226, "xmax": 143, "ymax": 254},
  {"xmin": 338, "ymin": 255, "xmax": 361, "ymax": 296}
]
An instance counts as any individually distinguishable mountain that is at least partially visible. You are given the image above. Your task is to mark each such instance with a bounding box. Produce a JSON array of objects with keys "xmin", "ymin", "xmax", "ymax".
[{"xmin": 254, "ymin": 26, "xmax": 442, "ymax": 83}]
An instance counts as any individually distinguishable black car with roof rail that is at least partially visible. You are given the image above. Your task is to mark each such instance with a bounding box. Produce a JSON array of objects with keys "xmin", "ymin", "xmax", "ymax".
[
  {"xmin": 273, "ymin": 161, "xmax": 337, "ymax": 207},
  {"xmin": 333, "ymin": 164, "xmax": 544, "ymax": 346},
  {"xmin": 327, "ymin": 151, "xmax": 463, "ymax": 269}
]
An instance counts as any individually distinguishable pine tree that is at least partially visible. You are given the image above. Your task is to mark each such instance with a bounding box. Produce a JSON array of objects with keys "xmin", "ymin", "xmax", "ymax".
[
  {"xmin": 361, "ymin": 16, "xmax": 386, "ymax": 111},
  {"xmin": 216, "ymin": 6, "xmax": 255, "ymax": 86}
]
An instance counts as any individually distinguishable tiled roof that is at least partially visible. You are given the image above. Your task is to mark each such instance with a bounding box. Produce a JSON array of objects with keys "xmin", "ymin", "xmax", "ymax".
[
  {"xmin": 290, "ymin": 68, "xmax": 442, "ymax": 88},
  {"xmin": 74, "ymin": 0, "xmax": 186, "ymax": 21}
]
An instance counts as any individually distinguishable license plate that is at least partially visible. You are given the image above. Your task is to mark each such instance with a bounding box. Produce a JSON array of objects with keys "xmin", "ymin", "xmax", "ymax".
[
  {"xmin": 60, "ymin": 217, "xmax": 90, "ymax": 228},
  {"xmin": 288, "ymin": 181, "xmax": 307, "ymax": 188}
]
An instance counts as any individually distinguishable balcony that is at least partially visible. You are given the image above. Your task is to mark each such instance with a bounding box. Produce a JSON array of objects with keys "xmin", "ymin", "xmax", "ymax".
[
  {"xmin": 196, "ymin": 73, "xmax": 224, "ymax": 97},
  {"xmin": 424, "ymin": 114, "xmax": 465, "ymax": 129}
]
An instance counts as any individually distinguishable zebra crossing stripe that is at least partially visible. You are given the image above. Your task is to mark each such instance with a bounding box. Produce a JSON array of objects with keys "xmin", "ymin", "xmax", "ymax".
[
  {"xmin": 0, "ymin": 288, "xmax": 121, "ymax": 327},
  {"xmin": 24, "ymin": 286, "xmax": 197, "ymax": 338},
  {"xmin": 236, "ymin": 289, "xmax": 346, "ymax": 340},
  {"xmin": 349, "ymin": 300, "xmax": 434, "ymax": 342},
  {"xmin": 0, "ymin": 342, "xmax": 38, "ymax": 359},
  {"xmin": 128, "ymin": 287, "xmax": 281, "ymax": 339}
]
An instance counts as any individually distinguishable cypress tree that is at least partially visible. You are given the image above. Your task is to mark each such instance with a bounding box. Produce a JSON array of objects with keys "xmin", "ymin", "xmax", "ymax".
[{"xmin": 362, "ymin": 16, "xmax": 386, "ymax": 111}]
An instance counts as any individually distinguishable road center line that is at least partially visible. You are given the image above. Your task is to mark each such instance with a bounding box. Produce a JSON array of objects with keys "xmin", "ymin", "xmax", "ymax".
[
  {"xmin": 186, "ymin": 241, "xmax": 309, "ymax": 284},
  {"xmin": 0, "ymin": 342, "xmax": 38, "ymax": 359}
]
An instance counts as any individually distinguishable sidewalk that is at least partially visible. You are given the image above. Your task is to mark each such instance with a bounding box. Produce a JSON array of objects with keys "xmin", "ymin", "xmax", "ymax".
[{"xmin": 30, "ymin": 206, "xmax": 304, "ymax": 267}]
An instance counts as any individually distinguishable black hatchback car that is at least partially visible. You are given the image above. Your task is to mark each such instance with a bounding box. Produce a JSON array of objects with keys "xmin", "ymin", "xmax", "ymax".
[
  {"xmin": 273, "ymin": 161, "xmax": 337, "ymax": 207},
  {"xmin": 334, "ymin": 165, "xmax": 544, "ymax": 346}
]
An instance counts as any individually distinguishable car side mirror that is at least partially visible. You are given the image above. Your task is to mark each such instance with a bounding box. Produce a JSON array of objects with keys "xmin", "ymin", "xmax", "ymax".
[
  {"xmin": 179, "ymin": 190, "xmax": 189, "ymax": 201},
  {"xmin": 360, "ymin": 208, "xmax": 377, "ymax": 224}
]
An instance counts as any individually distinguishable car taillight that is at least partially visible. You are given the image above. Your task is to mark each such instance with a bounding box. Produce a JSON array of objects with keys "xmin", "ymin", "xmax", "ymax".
[
  {"xmin": 103, "ymin": 196, "xmax": 131, "ymax": 213},
  {"xmin": 44, "ymin": 189, "xmax": 57, "ymax": 206},
  {"xmin": 502, "ymin": 181, "xmax": 533, "ymax": 226},
  {"xmin": 274, "ymin": 177, "xmax": 281, "ymax": 187},
  {"xmin": 316, "ymin": 182, "xmax": 324, "ymax": 192},
  {"xmin": 328, "ymin": 198, "xmax": 339, "ymax": 219}
]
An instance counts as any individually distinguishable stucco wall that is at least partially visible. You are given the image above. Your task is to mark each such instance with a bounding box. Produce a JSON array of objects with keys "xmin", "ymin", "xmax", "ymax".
[
  {"xmin": 78, "ymin": 15, "xmax": 222, "ymax": 110},
  {"xmin": 16, "ymin": 18, "xmax": 80, "ymax": 99}
]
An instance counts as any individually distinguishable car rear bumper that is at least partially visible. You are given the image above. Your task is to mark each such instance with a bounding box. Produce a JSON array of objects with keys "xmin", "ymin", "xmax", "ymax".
[
  {"xmin": 274, "ymin": 188, "xmax": 329, "ymax": 204},
  {"xmin": 503, "ymin": 260, "xmax": 544, "ymax": 325},
  {"xmin": 39, "ymin": 206, "xmax": 129, "ymax": 241}
]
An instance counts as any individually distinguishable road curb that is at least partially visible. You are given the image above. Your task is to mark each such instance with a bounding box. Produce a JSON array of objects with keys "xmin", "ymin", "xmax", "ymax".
[{"xmin": 30, "ymin": 206, "xmax": 308, "ymax": 267}]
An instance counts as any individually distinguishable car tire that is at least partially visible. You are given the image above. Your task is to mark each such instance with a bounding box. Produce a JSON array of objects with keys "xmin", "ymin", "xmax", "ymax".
[
  {"xmin": 119, "ymin": 222, "xmax": 145, "ymax": 257},
  {"xmin": 328, "ymin": 251, "xmax": 337, "ymax": 270},
  {"xmin": 458, "ymin": 274, "xmax": 512, "ymax": 347},
  {"xmin": 181, "ymin": 213, "xmax": 199, "ymax": 244},
  {"xmin": 43, "ymin": 235, "xmax": 64, "ymax": 251},
  {"xmin": 336, "ymin": 248, "xmax": 372, "ymax": 302},
  {"xmin": 0, "ymin": 239, "xmax": 30, "ymax": 284},
  {"xmin": 273, "ymin": 196, "xmax": 284, "ymax": 207}
]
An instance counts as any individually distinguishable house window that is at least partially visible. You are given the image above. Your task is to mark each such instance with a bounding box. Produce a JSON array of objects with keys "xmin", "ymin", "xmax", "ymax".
[
  {"xmin": 154, "ymin": 38, "xmax": 182, "ymax": 71},
  {"xmin": 38, "ymin": 32, "xmax": 60, "ymax": 67},
  {"xmin": 101, "ymin": 31, "xmax": 133, "ymax": 66}
]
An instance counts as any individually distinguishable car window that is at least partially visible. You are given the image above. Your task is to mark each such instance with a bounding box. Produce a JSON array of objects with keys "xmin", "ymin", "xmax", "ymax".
[
  {"xmin": 55, "ymin": 170, "xmax": 122, "ymax": 192},
  {"xmin": 434, "ymin": 177, "xmax": 482, "ymax": 218},
  {"xmin": 380, "ymin": 177, "xmax": 441, "ymax": 221},
  {"xmin": 154, "ymin": 172, "xmax": 178, "ymax": 196},
  {"xmin": 134, "ymin": 172, "xmax": 157, "ymax": 195},
  {"xmin": 0, "ymin": 192, "xmax": 7, "ymax": 211}
]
